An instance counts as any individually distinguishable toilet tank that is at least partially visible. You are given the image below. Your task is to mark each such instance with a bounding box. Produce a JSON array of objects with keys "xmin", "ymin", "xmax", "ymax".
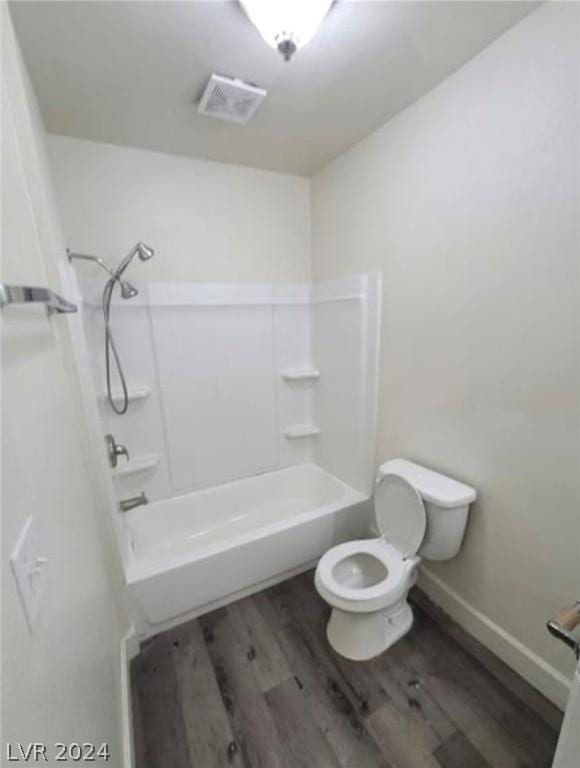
[{"xmin": 378, "ymin": 459, "xmax": 477, "ymax": 561}]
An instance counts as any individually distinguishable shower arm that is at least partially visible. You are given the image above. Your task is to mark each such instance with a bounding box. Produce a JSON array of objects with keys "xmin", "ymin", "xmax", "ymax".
[
  {"xmin": 67, "ymin": 250, "xmax": 116, "ymax": 279},
  {"xmin": 67, "ymin": 250, "xmax": 139, "ymax": 300}
]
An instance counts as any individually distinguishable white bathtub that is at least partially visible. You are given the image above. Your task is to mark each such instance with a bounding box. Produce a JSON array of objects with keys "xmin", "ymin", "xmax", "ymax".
[{"xmin": 125, "ymin": 463, "xmax": 370, "ymax": 635}]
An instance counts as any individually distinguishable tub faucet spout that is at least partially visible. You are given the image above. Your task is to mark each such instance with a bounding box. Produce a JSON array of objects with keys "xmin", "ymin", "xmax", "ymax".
[{"xmin": 119, "ymin": 492, "xmax": 148, "ymax": 513}]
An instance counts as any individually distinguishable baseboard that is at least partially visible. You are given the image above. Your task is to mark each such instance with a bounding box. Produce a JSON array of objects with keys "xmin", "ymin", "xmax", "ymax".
[
  {"xmin": 419, "ymin": 566, "xmax": 571, "ymax": 710},
  {"xmin": 120, "ymin": 624, "xmax": 138, "ymax": 768}
]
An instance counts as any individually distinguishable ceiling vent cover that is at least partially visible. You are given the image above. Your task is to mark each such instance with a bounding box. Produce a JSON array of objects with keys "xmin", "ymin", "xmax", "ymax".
[{"xmin": 198, "ymin": 74, "xmax": 267, "ymax": 125}]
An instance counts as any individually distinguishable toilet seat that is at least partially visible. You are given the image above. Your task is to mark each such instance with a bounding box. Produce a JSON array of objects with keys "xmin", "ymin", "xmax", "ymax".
[
  {"xmin": 315, "ymin": 474, "xmax": 426, "ymax": 614},
  {"xmin": 315, "ymin": 538, "xmax": 414, "ymax": 613}
]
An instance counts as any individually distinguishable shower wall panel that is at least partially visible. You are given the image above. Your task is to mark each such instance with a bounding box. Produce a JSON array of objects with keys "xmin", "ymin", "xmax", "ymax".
[
  {"xmin": 74, "ymin": 275, "xmax": 379, "ymax": 504},
  {"xmin": 151, "ymin": 304, "xmax": 278, "ymax": 492},
  {"xmin": 77, "ymin": 283, "xmax": 173, "ymax": 503},
  {"xmin": 313, "ymin": 273, "xmax": 381, "ymax": 495}
]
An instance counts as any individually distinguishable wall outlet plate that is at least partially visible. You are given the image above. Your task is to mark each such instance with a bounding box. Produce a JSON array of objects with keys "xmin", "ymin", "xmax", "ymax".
[{"xmin": 10, "ymin": 516, "xmax": 48, "ymax": 631}]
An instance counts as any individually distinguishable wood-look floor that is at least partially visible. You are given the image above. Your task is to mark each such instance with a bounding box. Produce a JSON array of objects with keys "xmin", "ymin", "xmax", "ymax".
[{"xmin": 131, "ymin": 572, "xmax": 562, "ymax": 768}]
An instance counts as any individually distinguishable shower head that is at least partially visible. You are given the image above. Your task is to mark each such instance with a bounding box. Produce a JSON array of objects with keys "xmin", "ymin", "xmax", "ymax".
[
  {"xmin": 120, "ymin": 281, "xmax": 139, "ymax": 300},
  {"xmin": 114, "ymin": 241, "xmax": 155, "ymax": 279},
  {"xmin": 136, "ymin": 242, "xmax": 154, "ymax": 261}
]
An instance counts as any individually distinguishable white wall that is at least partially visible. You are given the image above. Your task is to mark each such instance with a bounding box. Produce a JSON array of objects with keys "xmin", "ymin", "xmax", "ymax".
[
  {"xmin": 48, "ymin": 135, "xmax": 311, "ymax": 284},
  {"xmin": 311, "ymin": 3, "xmax": 580, "ymax": 708},
  {"xmin": 1, "ymin": 7, "xmax": 129, "ymax": 761}
]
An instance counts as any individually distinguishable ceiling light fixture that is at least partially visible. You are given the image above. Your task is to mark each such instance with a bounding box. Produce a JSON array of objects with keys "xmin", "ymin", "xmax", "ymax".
[{"xmin": 240, "ymin": 0, "xmax": 333, "ymax": 62}]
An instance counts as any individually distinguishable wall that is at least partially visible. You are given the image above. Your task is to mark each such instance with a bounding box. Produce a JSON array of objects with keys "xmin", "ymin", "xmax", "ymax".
[
  {"xmin": 1, "ymin": 6, "xmax": 129, "ymax": 762},
  {"xmin": 311, "ymin": 2, "xmax": 580, "ymax": 708},
  {"xmin": 48, "ymin": 135, "xmax": 311, "ymax": 284}
]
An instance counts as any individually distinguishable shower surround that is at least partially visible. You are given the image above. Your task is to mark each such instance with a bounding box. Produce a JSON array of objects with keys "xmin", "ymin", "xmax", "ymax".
[{"xmin": 73, "ymin": 271, "xmax": 380, "ymax": 636}]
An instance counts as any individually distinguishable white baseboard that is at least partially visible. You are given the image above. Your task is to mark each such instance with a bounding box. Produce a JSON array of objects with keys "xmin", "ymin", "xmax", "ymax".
[
  {"xmin": 419, "ymin": 566, "xmax": 571, "ymax": 710},
  {"xmin": 120, "ymin": 625, "xmax": 138, "ymax": 768}
]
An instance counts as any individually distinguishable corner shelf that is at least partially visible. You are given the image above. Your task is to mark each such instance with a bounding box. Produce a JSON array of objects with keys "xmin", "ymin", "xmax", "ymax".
[
  {"xmin": 115, "ymin": 453, "xmax": 160, "ymax": 477},
  {"xmin": 280, "ymin": 368, "xmax": 320, "ymax": 382},
  {"xmin": 101, "ymin": 384, "xmax": 151, "ymax": 406},
  {"xmin": 284, "ymin": 424, "xmax": 320, "ymax": 439}
]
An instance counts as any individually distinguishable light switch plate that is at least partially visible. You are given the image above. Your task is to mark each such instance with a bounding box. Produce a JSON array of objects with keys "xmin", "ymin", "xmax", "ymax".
[{"xmin": 10, "ymin": 516, "xmax": 47, "ymax": 631}]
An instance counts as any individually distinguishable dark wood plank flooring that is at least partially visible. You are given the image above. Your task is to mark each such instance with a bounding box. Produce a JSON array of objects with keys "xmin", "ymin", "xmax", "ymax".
[{"xmin": 131, "ymin": 572, "xmax": 562, "ymax": 768}]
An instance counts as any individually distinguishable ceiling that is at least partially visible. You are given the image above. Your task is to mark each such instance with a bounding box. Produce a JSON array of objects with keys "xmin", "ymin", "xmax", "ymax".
[{"xmin": 10, "ymin": 1, "xmax": 539, "ymax": 177}]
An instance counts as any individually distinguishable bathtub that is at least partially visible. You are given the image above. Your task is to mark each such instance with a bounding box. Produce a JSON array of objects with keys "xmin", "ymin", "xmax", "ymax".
[{"xmin": 125, "ymin": 463, "xmax": 370, "ymax": 635}]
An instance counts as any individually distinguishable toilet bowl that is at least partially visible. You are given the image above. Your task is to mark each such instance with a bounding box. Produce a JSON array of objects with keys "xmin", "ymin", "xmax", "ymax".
[{"xmin": 315, "ymin": 459, "xmax": 477, "ymax": 661}]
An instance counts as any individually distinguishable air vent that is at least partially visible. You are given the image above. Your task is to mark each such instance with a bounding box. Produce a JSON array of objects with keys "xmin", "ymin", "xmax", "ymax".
[{"xmin": 198, "ymin": 74, "xmax": 267, "ymax": 125}]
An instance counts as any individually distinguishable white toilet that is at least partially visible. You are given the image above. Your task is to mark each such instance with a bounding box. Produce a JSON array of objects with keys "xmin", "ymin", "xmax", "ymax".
[{"xmin": 315, "ymin": 459, "xmax": 477, "ymax": 661}]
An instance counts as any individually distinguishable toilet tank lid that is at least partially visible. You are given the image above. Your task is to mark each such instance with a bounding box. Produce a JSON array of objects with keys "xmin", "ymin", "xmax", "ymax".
[{"xmin": 378, "ymin": 459, "xmax": 477, "ymax": 508}]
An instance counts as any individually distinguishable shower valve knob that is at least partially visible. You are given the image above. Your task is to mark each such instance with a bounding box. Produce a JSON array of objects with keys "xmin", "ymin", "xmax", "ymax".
[{"xmin": 105, "ymin": 434, "xmax": 129, "ymax": 468}]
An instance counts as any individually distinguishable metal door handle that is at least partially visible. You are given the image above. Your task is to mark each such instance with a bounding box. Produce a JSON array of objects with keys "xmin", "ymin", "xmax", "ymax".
[{"xmin": 547, "ymin": 602, "xmax": 580, "ymax": 659}]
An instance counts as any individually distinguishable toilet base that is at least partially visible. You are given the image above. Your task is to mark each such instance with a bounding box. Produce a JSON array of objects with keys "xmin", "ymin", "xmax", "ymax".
[{"xmin": 326, "ymin": 598, "xmax": 414, "ymax": 661}]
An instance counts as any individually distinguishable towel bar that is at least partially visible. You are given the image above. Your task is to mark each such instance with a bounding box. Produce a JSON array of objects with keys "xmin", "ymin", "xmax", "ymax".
[
  {"xmin": 0, "ymin": 284, "xmax": 77, "ymax": 315},
  {"xmin": 547, "ymin": 601, "xmax": 580, "ymax": 658}
]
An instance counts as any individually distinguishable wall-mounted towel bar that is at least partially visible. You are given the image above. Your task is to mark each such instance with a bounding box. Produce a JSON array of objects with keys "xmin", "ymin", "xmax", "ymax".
[
  {"xmin": 547, "ymin": 601, "xmax": 580, "ymax": 658},
  {"xmin": 0, "ymin": 284, "xmax": 77, "ymax": 315}
]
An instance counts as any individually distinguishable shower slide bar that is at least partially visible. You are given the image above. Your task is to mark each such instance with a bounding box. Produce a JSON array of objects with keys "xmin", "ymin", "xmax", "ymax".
[{"xmin": 0, "ymin": 283, "xmax": 77, "ymax": 315}]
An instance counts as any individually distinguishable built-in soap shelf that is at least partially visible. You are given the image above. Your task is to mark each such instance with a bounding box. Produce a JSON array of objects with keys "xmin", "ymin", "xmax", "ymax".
[
  {"xmin": 280, "ymin": 368, "xmax": 320, "ymax": 382},
  {"xmin": 102, "ymin": 384, "xmax": 151, "ymax": 406},
  {"xmin": 284, "ymin": 424, "xmax": 320, "ymax": 439},
  {"xmin": 115, "ymin": 453, "xmax": 160, "ymax": 477}
]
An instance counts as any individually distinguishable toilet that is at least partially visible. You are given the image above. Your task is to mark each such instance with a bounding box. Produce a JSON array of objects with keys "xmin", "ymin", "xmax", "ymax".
[{"xmin": 315, "ymin": 459, "xmax": 477, "ymax": 660}]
